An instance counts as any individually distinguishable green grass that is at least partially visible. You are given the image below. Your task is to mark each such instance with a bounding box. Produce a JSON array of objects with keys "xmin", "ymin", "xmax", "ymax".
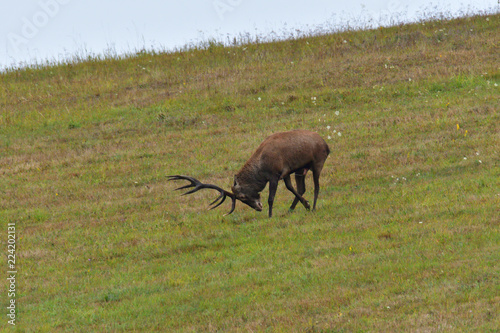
[{"xmin": 1, "ymin": 12, "xmax": 499, "ymax": 332}]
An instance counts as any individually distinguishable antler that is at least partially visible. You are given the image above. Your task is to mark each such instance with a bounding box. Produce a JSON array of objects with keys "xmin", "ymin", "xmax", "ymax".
[{"xmin": 167, "ymin": 175, "xmax": 237, "ymax": 215}]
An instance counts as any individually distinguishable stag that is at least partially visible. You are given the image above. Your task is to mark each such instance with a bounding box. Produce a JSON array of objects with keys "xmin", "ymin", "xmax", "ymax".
[{"xmin": 168, "ymin": 129, "xmax": 330, "ymax": 217}]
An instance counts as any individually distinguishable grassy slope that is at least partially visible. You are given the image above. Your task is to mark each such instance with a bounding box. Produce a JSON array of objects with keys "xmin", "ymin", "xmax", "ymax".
[{"xmin": 1, "ymin": 13, "xmax": 499, "ymax": 332}]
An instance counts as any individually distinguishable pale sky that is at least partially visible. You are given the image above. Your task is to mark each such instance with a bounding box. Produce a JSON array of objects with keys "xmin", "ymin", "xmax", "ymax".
[{"xmin": 0, "ymin": 0, "xmax": 497, "ymax": 69}]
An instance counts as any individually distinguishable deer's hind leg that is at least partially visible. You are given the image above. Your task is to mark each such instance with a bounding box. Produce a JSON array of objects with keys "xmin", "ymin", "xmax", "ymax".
[
  {"xmin": 283, "ymin": 174, "xmax": 310, "ymax": 211},
  {"xmin": 311, "ymin": 160, "xmax": 326, "ymax": 211},
  {"xmin": 289, "ymin": 170, "xmax": 307, "ymax": 211}
]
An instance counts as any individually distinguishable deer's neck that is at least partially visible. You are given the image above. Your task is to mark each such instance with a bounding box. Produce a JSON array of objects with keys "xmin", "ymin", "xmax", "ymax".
[{"xmin": 237, "ymin": 163, "xmax": 268, "ymax": 193}]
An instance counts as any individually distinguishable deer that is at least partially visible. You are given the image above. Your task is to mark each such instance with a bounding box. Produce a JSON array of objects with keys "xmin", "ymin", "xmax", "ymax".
[{"xmin": 168, "ymin": 129, "xmax": 330, "ymax": 217}]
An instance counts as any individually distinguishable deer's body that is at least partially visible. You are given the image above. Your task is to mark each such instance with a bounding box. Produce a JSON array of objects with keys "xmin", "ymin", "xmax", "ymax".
[{"xmin": 169, "ymin": 130, "xmax": 330, "ymax": 217}]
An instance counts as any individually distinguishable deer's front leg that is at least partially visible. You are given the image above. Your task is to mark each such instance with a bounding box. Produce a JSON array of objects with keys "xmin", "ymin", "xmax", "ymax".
[{"xmin": 267, "ymin": 177, "xmax": 279, "ymax": 217}]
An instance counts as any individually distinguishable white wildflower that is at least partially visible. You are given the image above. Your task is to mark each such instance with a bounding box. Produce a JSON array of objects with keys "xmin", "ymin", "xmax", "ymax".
[
  {"xmin": 338, "ymin": 132, "xmax": 342, "ymax": 136},
  {"xmin": 327, "ymin": 125, "xmax": 331, "ymax": 130},
  {"xmin": 335, "ymin": 111, "xmax": 340, "ymax": 116}
]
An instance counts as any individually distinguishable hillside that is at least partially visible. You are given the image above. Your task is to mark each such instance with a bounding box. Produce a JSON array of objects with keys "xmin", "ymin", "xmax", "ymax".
[{"xmin": 1, "ymin": 13, "xmax": 499, "ymax": 331}]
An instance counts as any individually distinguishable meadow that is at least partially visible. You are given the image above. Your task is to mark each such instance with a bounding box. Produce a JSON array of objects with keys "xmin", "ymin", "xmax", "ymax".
[{"xmin": 0, "ymin": 12, "xmax": 499, "ymax": 332}]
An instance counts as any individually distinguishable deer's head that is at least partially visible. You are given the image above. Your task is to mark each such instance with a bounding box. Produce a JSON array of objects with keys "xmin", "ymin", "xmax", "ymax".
[{"xmin": 231, "ymin": 177, "xmax": 263, "ymax": 212}]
